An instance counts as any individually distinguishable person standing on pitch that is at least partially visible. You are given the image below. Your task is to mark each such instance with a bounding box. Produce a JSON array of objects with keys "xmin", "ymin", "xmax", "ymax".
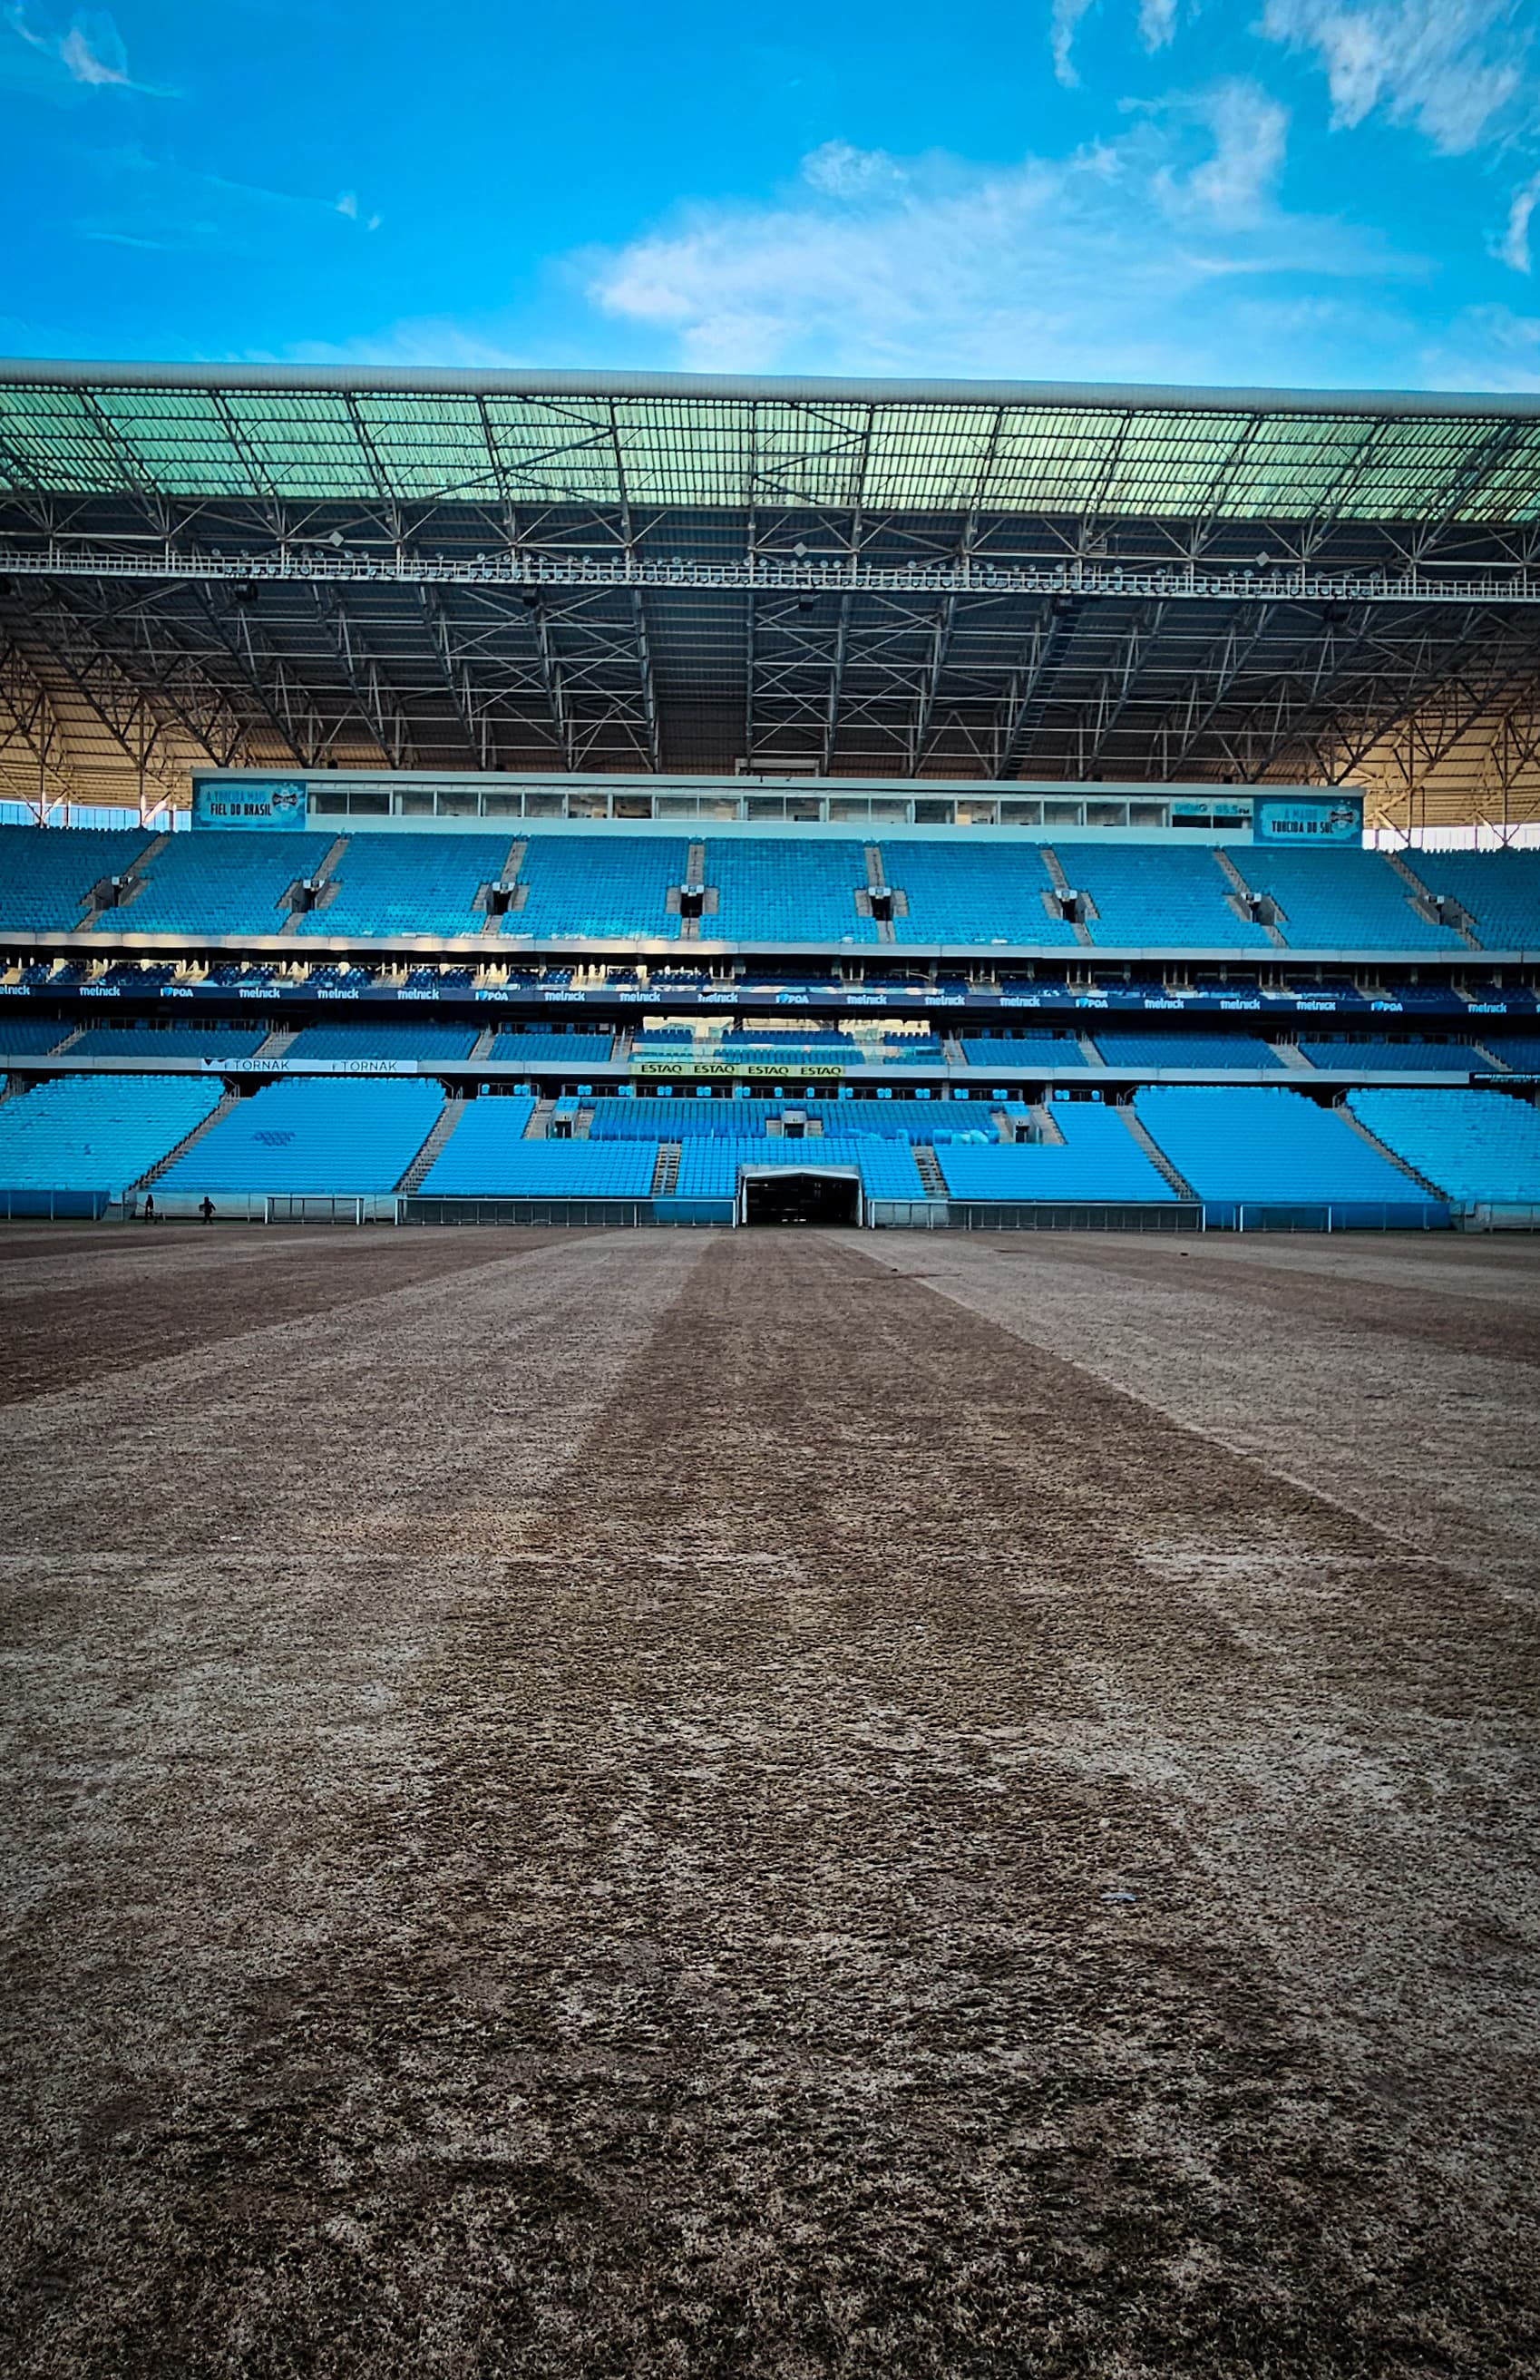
[{"xmin": 200, "ymin": 1195, "xmax": 215, "ymax": 1224}]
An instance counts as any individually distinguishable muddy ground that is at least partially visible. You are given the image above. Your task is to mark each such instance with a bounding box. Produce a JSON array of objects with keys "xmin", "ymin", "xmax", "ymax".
[{"xmin": 0, "ymin": 1223, "xmax": 1536, "ymax": 2377}]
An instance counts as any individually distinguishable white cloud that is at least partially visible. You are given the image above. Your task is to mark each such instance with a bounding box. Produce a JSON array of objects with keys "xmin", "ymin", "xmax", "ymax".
[
  {"xmin": 582, "ymin": 116, "xmax": 1399, "ymax": 381},
  {"xmin": 801, "ymin": 140, "xmax": 903, "ymax": 200},
  {"xmin": 1051, "ymin": 0, "xmax": 1097, "ymax": 87},
  {"xmin": 1260, "ymin": 0, "xmax": 1527, "ymax": 153},
  {"xmin": 1164, "ymin": 81, "xmax": 1290, "ymax": 224},
  {"xmin": 1418, "ymin": 301, "xmax": 1540, "ymax": 388},
  {"xmin": 1139, "ymin": 0, "xmax": 1182, "ymax": 48},
  {"xmin": 5, "ymin": 5, "xmax": 171, "ymax": 93},
  {"xmin": 1499, "ymin": 171, "xmax": 1540, "ymax": 272}
]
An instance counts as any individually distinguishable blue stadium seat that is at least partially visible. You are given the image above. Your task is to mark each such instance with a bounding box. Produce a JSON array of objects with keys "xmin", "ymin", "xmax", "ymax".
[
  {"xmin": 66, "ymin": 1024, "xmax": 268, "ymax": 1058},
  {"xmin": 486, "ymin": 1030, "xmax": 616, "ymax": 1064},
  {"xmin": 675, "ymin": 1136, "xmax": 924, "ymax": 1198},
  {"xmin": 1298, "ymin": 1039, "xmax": 1490, "ymax": 1073},
  {"xmin": 1235, "ymin": 849, "xmax": 1461, "ymax": 950},
  {"xmin": 935, "ymin": 1106, "xmax": 1175, "ymax": 1201},
  {"xmin": 506, "ymin": 838, "xmax": 690, "ymax": 939},
  {"xmin": 0, "ymin": 825, "xmax": 150, "ymax": 932},
  {"xmin": 1349, "ymin": 1088, "xmax": 1540, "ymax": 1203},
  {"xmin": 158, "ymin": 1077, "xmax": 443, "ymax": 1194},
  {"xmin": 704, "ymin": 841, "xmax": 876, "ymax": 942},
  {"xmin": 1090, "ymin": 1030, "xmax": 1284, "ymax": 1069},
  {"xmin": 300, "ymin": 834, "xmax": 510, "ymax": 938},
  {"xmin": 1065, "ymin": 844, "xmax": 1270, "ymax": 948},
  {"xmin": 290, "ymin": 1021, "xmax": 479, "ymax": 1059},
  {"xmin": 119, "ymin": 834, "xmax": 318, "ymax": 935},
  {"xmin": 0, "ymin": 1015, "xmax": 73, "ymax": 1056},
  {"xmin": 1134, "ymin": 1086, "xmax": 1438, "ymax": 1212},
  {"xmin": 1406, "ymin": 851, "xmax": 1540, "ymax": 948},
  {"xmin": 422, "ymin": 1102, "xmax": 650, "ymax": 1196},
  {"xmin": 879, "ymin": 843, "xmax": 1077, "ymax": 945},
  {"xmin": 960, "ymin": 1032, "xmax": 1095, "ymax": 1068},
  {"xmin": 0, "ymin": 1072, "xmax": 225, "ymax": 1191}
]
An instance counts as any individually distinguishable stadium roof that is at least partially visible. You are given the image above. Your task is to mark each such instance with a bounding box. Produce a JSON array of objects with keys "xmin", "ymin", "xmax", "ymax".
[{"xmin": 4, "ymin": 361, "xmax": 1540, "ymax": 827}]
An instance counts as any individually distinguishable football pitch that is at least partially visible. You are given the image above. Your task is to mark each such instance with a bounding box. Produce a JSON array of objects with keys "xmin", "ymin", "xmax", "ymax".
[{"xmin": 2, "ymin": 1224, "xmax": 1537, "ymax": 2375}]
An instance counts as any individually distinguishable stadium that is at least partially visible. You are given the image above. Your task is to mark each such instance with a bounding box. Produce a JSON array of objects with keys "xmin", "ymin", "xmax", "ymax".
[{"xmin": 4, "ymin": 362, "xmax": 1540, "ymax": 2377}]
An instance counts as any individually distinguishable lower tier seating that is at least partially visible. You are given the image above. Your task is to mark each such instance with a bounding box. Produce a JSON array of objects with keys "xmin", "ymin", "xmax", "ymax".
[
  {"xmin": 0, "ymin": 1073, "xmax": 225, "ymax": 1191},
  {"xmin": 1134, "ymin": 1087, "xmax": 1437, "ymax": 1211},
  {"xmin": 675, "ymin": 1137, "xmax": 925, "ymax": 1199},
  {"xmin": 1349, "ymin": 1089, "xmax": 1540, "ymax": 1204},
  {"xmin": 422, "ymin": 1104, "xmax": 648, "ymax": 1196},
  {"xmin": 935, "ymin": 1106, "xmax": 1174, "ymax": 1201},
  {"xmin": 158, "ymin": 1078, "xmax": 443, "ymax": 1195}
]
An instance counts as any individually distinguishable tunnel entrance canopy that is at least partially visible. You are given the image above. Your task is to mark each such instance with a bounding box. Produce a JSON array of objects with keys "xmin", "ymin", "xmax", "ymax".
[{"xmin": 740, "ymin": 1168, "xmax": 861, "ymax": 1228}]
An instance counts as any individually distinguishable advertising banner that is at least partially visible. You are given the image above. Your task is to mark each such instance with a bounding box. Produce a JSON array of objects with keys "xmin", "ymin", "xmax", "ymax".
[
  {"xmin": 193, "ymin": 779, "xmax": 308, "ymax": 830},
  {"xmin": 1253, "ymin": 795, "xmax": 1362, "ymax": 844}
]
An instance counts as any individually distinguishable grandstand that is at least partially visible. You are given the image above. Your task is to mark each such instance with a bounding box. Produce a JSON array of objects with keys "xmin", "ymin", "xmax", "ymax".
[
  {"xmin": 1, "ymin": 797, "xmax": 1538, "ymax": 1224},
  {"xmin": 1, "ymin": 364, "xmax": 1539, "ymax": 1230}
]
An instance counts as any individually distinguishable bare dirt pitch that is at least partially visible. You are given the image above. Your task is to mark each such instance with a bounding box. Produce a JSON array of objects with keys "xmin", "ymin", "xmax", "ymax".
[{"xmin": 1, "ymin": 1224, "xmax": 1536, "ymax": 2379}]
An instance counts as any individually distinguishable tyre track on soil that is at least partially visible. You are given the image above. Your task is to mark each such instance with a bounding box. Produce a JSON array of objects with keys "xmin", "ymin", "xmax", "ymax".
[
  {"xmin": 0, "ymin": 1231, "xmax": 568, "ymax": 1406},
  {"xmin": 23, "ymin": 1231, "xmax": 1532, "ymax": 2378},
  {"xmin": 0, "ymin": 1232, "xmax": 714, "ymax": 2380}
]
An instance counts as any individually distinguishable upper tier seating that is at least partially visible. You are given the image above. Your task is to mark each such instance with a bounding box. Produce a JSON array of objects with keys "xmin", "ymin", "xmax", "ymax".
[
  {"xmin": 1407, "ymin": 852, "xmax": 1540, "ymax": 948},
  {"xmin": 1134, "ymin": 1086, "xmax": 1436, "ymax": 1209},
  {"xmin": 158, "ymin": 1078, "xmax": 443, "ymax": 1194},
  {"xmin": 1233, "ymin": 849, "xmax": 1462, "ymax": 950},
  {"xmin": 675, "ymin": 1136, "xmax": 924, "ymax": 1199},
  {"xmin": 1089, "ymin": 1029, "xmax": 1284, "ymax": 1070},
  {"xmin": 1349, "ymin": 1088, "xmax": 1540, "ymax": 1203},
  {"xmin": 0, "ymin": 1072, "xmax": 224, "ymax": 1191},
  {"xmin": 66, "ymin": 1024, "xmax": 269, "ymax": 1058},
  {"xmin": 119, "ymin": 834, "xmax": 317, "ymax": 935},
  {"xmin": 934, "ymin": 1105, "xmax": 1175, "ymax": 1202},
  {"xmin": 1063, "ymin": 845, "xmax": 1271, "ymax": 948},
  {"xmin": 484, "ymin": 1029, "xmax": 616, "ymax": 1065},
  {"xmin": 289, "ymin": 1021, "xmax": 480, "ymax": 1060},
  {"xmin": 0, "ymin": 825, "xmax": 150, "ymax": 932},
  {"xmin": 507, "ymin": 838, "xmax": 690, "ymax": 939},
  {"xmin": 0, "ymin": 1015, "xmax": 73, "ymax": 1055},
  {"xmin": 705, "ymin": 841, "xmax": 876, "ymax": 943},
  {"xmin": 1298, "ymin": 1039, "xmax": 1491, "ymax": 1072},
  {"xmin": 422, "ymin": 1103, "xmax": 649, "ymax": 1197},
  {"xmin": 879, "ymin": 843, "xmax": 1077, "ymax": 945},
  {"xmin": 300, "ymin": 834, "xmax": 511, "ymax": 939},
  {"xmin": 960, "ymin": 1032, "xmax": 1095, "ymax": 1068}
]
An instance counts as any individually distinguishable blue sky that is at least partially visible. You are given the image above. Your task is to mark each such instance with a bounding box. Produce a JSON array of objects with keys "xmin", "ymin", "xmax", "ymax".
[{"xmin": 5, "ymin": 0, "xmax": 1540, "ymax": 388}]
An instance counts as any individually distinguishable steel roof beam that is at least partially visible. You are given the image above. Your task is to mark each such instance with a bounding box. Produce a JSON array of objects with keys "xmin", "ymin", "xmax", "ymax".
[{"xmin": 11, "ymin": 360, "xmax": 1540, "ymax": 419}]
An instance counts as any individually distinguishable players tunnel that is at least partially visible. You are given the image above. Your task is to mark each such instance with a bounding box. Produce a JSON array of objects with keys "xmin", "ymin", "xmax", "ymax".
[{"xmin": 739, "ymin": 1168, "xmax": 861, "ymax": 1227}]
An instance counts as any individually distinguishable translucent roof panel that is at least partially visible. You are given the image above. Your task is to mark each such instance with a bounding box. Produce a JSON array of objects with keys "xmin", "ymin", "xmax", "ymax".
[{"xmin": 3, "ymin": 370, "xmax": 1540, "ymax": 522}]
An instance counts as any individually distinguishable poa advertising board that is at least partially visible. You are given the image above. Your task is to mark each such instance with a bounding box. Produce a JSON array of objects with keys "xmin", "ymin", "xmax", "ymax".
[{"xmin": 192, "ymin": 780, "xmax": 309, "ymax": 830}]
